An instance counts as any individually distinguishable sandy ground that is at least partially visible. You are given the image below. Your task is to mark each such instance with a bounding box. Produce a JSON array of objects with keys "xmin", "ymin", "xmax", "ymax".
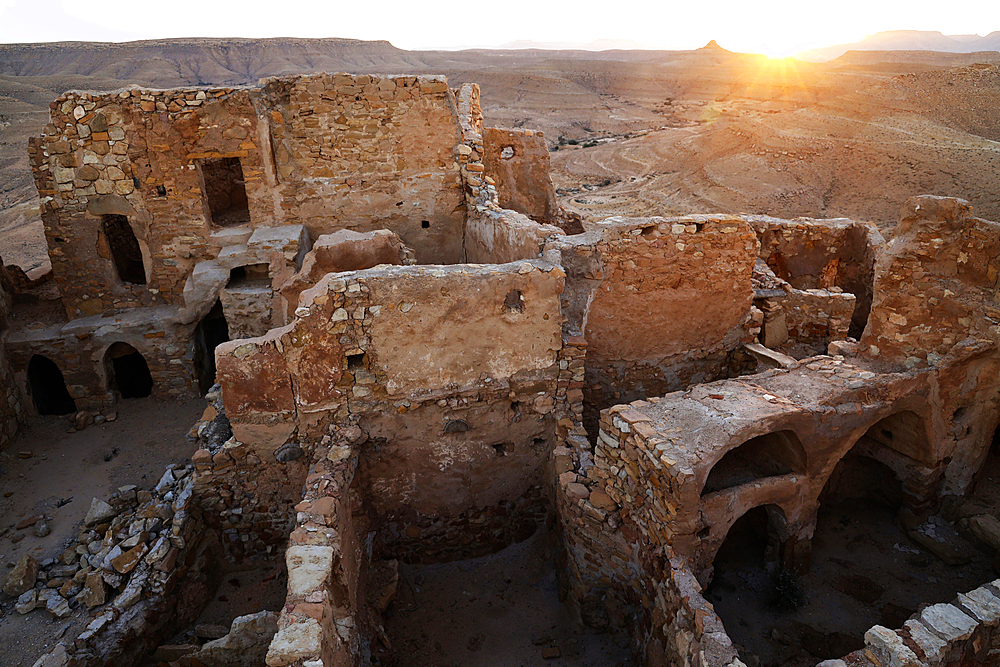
[
  {"xmin": 382, "ymin": 526, "xmax": 634, "ymax": 667},
  {"xmin": 0, "ymin": 396, "xmax": 205, "ymax": 667}
]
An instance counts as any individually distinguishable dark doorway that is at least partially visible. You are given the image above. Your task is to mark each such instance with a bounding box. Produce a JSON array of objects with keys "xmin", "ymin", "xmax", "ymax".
[
  {"xmin": 194, "ymin": 300, "xmax": 230, "ymax": 395},
  {"xmin": 106, "ymin": 342, "xmax": 153, "ymax": 399},
  {"xmin": 102, "ymin": 215, "xmax": 146, "ymax": 285},
  {"xmin": 26, "ymin": 354, "xmax": 77, "ymax": 415},
  {"xmin": 200, "ymin": 157, "xmax": 250, "ymax": 227}
]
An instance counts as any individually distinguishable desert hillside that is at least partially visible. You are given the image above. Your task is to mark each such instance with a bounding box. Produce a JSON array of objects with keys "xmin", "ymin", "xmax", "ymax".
[{"xmin": 2, "ymin": 37, "xmax": 1000, "ymax": 273}]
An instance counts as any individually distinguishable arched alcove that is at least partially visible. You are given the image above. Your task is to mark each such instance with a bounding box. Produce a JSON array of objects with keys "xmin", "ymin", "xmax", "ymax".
[
  {"xmin": 193, "ymin": 300, "xmax": 230, "ymax": 395},
  {"xmin": 702, "ymin": 430, "xmax": 806, "ymax": 495},
  {"xmin": 105, "ymin": 342, "xmax": 153, "ymax": 399},
  {"xmin": 26, "ymin": 354, "xmax": 77, "ymax": 415},
  {"xmin": 102, "ymin": 214, "xmax": 146, "ymax": 285},
  {"xmin": 859, "ymin": 410, "xmax": 931, "ymax": 465}
]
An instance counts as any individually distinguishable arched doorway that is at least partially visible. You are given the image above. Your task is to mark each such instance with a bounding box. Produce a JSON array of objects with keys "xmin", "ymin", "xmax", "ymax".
[
  {"xmin": 101, "ymin": 215, "xmax": 146, "ymax": 285},
  {"xmin": 703, "ymin": 430, "xmax": 806, "ymax": 495},
  {"xmin": 704, "ymin": 505, "xmax": 798, "ymax": 665},
  {"xmin": 193, "ymin": 300, "xmax": 230, "ymax": 395},
  {"xmin": 26, "ymin": 355, "xmax": 77, "ymax": 415},
  {"xmin": 105, "ymin": 342, "xmax": 153, "ymax": 399}
]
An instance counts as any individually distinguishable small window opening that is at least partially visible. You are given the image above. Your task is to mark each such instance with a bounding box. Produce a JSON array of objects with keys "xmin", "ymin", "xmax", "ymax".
[
  {"xmin": 421, "ymin": 220, "xmax": 430, "ymax": 229},
  {"xmin": 132, "ymin": 177, "xmax": 140, "ymax": 188},
  {"xmin": 443, "ymin": 419, "xmax": 470, "ymax": 433},
  {"xmin": 492, "ymin": 442, "xmax": 513, "ymax": 457},
  {"xmin": 347, "ymin": 353, "xmax": 366, "ymax": 371},
  {"xmin": 105, "ymin": 342, "xmax": 153, "ymax": 399},
  {"xmin": 102, "ymin": 214, "xmax": 146, "ymax": 285},
  {"xmin": 26, "ymin": 355, "xmax": 77, "ymax": 415},
  {"xmin": 200, "ymin": 156, "xmax": 250, "ymax": 227},
  {"xmin": 155, "ymin": 185, "xmax": 167, "ymax": 197},
  {"xmin": 504, "ymin": 289, "xmax": 525, "ymax": 313},
  {"xmin": 227, "ymin": 263, "xmax": 270, "ymax": 288}
]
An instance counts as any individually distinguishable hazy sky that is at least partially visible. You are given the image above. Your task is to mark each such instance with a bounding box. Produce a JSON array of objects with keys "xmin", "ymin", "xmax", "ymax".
[{"xmin": 0, "ymin": 0, "xmax": 998, "ymax": 56}]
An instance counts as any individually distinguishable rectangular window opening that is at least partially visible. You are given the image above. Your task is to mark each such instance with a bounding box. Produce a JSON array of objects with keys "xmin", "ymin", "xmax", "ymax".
[{"xmin": 200, "ymin": 156, "xmax": 251, "ymax": 227}]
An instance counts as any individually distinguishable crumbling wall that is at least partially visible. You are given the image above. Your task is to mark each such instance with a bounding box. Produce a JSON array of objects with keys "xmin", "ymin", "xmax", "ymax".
[
  {"xmin": 262, "ymin": 74, "xmax": 466, "ymax": 264},
  {"xmin": 216, "ymin": 261, "xmax": 566, "ymax": 564},
  {"xmin": 862, "ymin": 196, "xmax": 1000, "ymax": 368},
  {"xmin": 465, "ymin": 207, "xmax": 562, "ymax": 264},
  {"xmin": 750, "ymin": 215, "xmax": 883, "ymax": 337},
  {"xmin": 550, "ymin": 216, "xmax": 760, "ymax": 432},
  {"xmin": 0, "ymin": 258, "xmax": 25, "ymax": 446},
  {"xmin": 482, "ymin": 127, "xmax": 559, "ymax": 224}
]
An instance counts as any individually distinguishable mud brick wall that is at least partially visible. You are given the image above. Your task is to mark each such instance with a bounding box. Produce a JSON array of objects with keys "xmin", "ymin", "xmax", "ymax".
[
  {"xmin": 482, "ymin": 127, "xmax": 559, "ymax": 224},
  {"xmin": 862, "ymin": 196, "xmax": 1000, "ymax": 369},
  {"xmin": 216, "ymin": 261, "xmax": 566, "ymax": 563},
  {"xmin": 550, "ymin": 216, "xmax": 759, "ymax": 434},
  {"xmin": 262, "ymin": 74, "xmax": 467, "ymax": 264}
]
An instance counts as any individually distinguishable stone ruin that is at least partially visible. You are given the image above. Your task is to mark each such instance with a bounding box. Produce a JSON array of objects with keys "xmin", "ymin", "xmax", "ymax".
[{"xmin": 3, "ymin": 72, "xmax": 1000, "ymax": 667}]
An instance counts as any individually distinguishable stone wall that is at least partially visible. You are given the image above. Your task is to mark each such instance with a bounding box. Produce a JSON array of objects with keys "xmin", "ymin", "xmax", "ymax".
[
  {"xmin": 0, "ymin": 258, "xmax": 25, "ymax": 447},
  {"xmin": 27, "ymin": 73, "xmax": 474, "ymax": 325},
  {"xmin": 482, "ymin": 127, "xmax": 559, "ymax": 224},
  {"xmin": 549, "ymin": 216, "xmax": 760, "ymax": 433},
  {"xmin": 465, "ymin": 207, "xmax": 562, "ymax": 264},
  {"xmin": 750, "ymin": 215, "xmax": 882, "ymax": 337},
  {"xmin": 859, "ymin": 582, "xmax": 1000, "ymax": 667},
  {"xmin": 261, "ymin": 74, "xmax": 467, "ymax": 264},
  {"xmin": 215, "ymin": 260, "xmax": 566, "ymax": 565},
  {"xmin": 7, "ymin": 308, "xmax": 198, "ymax": 409},
  {"xmin": 862, "ymin": 196, "xmax": 1000, "ymax": 369}
]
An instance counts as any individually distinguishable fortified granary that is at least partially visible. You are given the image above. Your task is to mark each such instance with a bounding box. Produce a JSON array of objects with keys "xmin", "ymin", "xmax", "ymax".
[{"xmin": 4, "ymin": 73, "xmax": 1000, "ymax": 667}]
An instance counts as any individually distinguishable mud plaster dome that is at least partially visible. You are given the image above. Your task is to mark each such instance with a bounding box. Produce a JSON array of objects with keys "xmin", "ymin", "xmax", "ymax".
[{"xmin": 7, "ymin": 73, "xmax": 1000, "ymax": 667}]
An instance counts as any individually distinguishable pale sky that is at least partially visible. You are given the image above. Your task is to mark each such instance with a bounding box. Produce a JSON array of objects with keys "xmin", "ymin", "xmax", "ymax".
[{"xmin": 0, "ymin": 0, "xmax": 998, "ymax": 57}]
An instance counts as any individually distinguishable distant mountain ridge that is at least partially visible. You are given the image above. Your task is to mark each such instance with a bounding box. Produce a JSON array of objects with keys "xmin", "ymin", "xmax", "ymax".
[{"xmin": 798, "ymin": 30, "xmax": 1000, "ymax": 62}]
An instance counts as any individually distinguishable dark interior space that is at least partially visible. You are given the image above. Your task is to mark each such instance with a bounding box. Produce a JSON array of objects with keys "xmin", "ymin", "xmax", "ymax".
[
  {"xmin": 200, "ymin": 157, "xmax": 251, "ymax": 227},
  {"xmin": 26, "ymin": 354, "xmax": 77, "ymax": 415},
  {"xmin": 859, "ymin": 410, "xmax": 931, "ymax": 465},
  {"xmin": 703, "ymin": 431, "xmax": 806, "ymax": 495},
  {"xmin": 193, "ymin": 300, "xmax": 230, "ymax": 395},
  {"xmin": 106, "ymin": 342, "xmax": 154, "ymax": 399},
  {"xmin": 102, "ymin": 214, "xmax": 146, "ymax": 285},
  {"xmin": 227, "ymin": 263, "xmax": 270, "ymax": 288}
]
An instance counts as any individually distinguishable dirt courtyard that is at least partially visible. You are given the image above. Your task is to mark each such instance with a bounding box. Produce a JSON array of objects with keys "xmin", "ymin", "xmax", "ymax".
[{"xmin": 0, "ymin": 396, "xmax": 205, "ymax": 667}]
